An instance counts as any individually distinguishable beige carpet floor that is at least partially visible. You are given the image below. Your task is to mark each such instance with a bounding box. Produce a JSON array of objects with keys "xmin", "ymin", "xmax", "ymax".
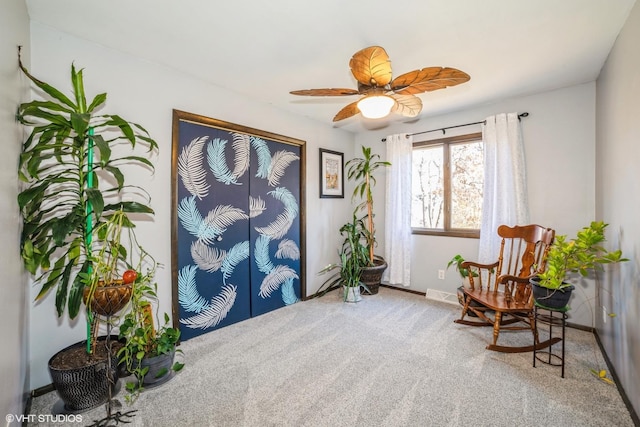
[{"xmin": 27, "ymin": 287, "xmax": 635, "ymax": 426}]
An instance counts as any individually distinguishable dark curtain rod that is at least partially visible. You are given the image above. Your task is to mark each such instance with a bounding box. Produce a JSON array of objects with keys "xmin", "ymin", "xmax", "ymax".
[{"xmin": 381, "ymin": 112, "xmax": 529, "ymax": 142}]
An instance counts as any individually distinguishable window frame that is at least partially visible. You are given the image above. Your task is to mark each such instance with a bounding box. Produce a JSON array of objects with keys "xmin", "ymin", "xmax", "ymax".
[{"xmin": 411, "ymin": 132, "xmax": 483, "ymax": 238}]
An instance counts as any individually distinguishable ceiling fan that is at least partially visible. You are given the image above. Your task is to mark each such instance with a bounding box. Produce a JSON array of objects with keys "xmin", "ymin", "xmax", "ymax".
[{"xmin": 290, "ymin": 46, "xmax": 470, "ymax": 122}]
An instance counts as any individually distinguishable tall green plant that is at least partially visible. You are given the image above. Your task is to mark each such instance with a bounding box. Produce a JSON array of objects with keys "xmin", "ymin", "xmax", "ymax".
[
  {"xmin": 17, "ymin": 54, "xmax": 158, "ymax": 320},
  {"xmin": 316, "ymin": 214, "xmax": 370, "ymax": 299},
  {"xmin": 336, "ymin": 215, "xmax": 369, "ymax": 288},
  {"xmin": 345, "ymin": 145, "xmax": 390, "ymax": 264}
]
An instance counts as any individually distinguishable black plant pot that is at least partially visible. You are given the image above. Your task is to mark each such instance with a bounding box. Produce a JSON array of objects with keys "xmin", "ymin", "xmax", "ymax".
[
  {"xmin": 139, "ymin": 349, "xmax": 176, "ymax": 388},
  {"xmin": 48, "ymin": 336, "xmax": 120, "ymax": 413},
  {"xmin": 360, "ymin": 258, "xmax": 388, "ymax": 295},
  {"xmin": 530, "ymin": 277, "xmax": 575, "ymax": 309}
]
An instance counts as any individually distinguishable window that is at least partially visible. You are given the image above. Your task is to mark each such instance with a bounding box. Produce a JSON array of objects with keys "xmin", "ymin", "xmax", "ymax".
[{"xmin": 411, "ymin": 132, "xmax": 483, "ymax": 237}]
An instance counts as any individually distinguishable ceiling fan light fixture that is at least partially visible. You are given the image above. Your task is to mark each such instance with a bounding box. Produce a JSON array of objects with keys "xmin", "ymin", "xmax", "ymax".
[
  {"xmin": 357, "ymin": 95, "xmax": 395, "ymax": 119},
  {"xmin": 290, "ymin": 45, "xmax": 470, "ymax": 121}
]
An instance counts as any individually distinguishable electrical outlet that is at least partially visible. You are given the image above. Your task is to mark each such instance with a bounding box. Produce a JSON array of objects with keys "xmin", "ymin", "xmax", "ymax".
[
  {"xmin": 438, "ymin": 270, "xmax": 445, "ymax": 280},
  {"xmin": 602, "ymin": 306, "xmax": 607, "ymax": 324}
]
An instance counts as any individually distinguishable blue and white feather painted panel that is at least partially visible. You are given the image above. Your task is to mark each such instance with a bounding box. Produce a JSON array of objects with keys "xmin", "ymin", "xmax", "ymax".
[{"xmin": 174, "ymin": 118, "xmax": 302, "ymax": 341}]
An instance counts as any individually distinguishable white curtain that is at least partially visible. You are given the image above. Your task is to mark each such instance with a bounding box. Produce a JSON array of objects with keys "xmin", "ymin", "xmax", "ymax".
[
  {"xmin": 478, "ymin": 113, "xmax": 530, "ymax": 263},
  {"xmin": 383, "ymin": 133, "xmax": 413, "ymax": 286}
]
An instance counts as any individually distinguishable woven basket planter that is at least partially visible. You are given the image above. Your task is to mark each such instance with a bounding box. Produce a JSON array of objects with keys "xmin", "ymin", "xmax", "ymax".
[
  {"xmin": 48, "ymin": 337, "xmax": 120, "ymax": 412},
  {"xmin": 360, "ymin": 258, "xmax": 388, "ymax": 295},
  {"xmin": 83, "ymin": 281, "xmax": 132, "ymax": 316}
]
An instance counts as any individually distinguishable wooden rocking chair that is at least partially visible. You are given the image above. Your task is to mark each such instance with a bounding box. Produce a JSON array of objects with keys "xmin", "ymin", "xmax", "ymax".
[{"xmin": 454, "ymin": 224, "xmax": 556, "ymax": 353}]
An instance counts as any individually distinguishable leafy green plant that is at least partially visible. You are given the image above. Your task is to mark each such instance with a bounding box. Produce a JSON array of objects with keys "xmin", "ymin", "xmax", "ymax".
[
  {"xmin": 346, "ymin": 145, "xmax": 391, "ymax": 264},
  {"xmin": 535, "ymin": 221, "xmax": 627, "ymax": 290},
  {"xmin": 77, "ymin": 209, "xmax": 149, "ymax": 354},
  {"xmin": 446, "ymin": 254, "xmax": 479, "ymax": 279},
  {"xmin": 533, "ymin": 221, "xmax": 627, "ymax": 386},
  {"xmin": 81, "ymin": 210, "xmax": 135, "ymax": 299},
  {"xmin": 316, "ymin": 214, "xmax": 370, "ymax": 300},
  {"xmin": 17, "ymin": 54, "xmax": 158, "ymax": 324},
  {"xmin": 117, "ymin": 264, "xmax": 184, "ymax": 403}
]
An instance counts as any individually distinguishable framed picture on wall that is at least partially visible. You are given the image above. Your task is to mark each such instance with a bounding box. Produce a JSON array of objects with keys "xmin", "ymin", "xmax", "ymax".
[{"xmin": 319, "ymin": 148, "xmax": 344, "ymax": 198}]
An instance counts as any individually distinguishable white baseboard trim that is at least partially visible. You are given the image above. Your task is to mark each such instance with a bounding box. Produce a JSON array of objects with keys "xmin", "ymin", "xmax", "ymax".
[{"xmin": 425, "ymin": 288, "xmax": 460, "ymax": 306}]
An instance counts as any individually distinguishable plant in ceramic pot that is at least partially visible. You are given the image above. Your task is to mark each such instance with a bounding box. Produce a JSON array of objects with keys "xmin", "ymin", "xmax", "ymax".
[
  {"xmin": 117, "ymin": 264, "xmax": 184, "ymax": 403},
  {"xmin": 50, "ymin": 209, "xmax": 152, "ymax": 415},
  {"xmin": 16, "ymin": 52, "xmax": 157, "ymax": 412},
  {"xmin": 446, "ymin": 254, "xmax": 479, "ymax": 285},
  {"xmin": 447, "ymin": 254, "xmax": 483, "ymax": 316},
  {"xmin": 345, "ymin": 145, "xmax": 391, "ymax": 294},
  {"xmin": 530, "ymin": 221, "xmax": 627, "ymax": 309},
  {"xmin": 316, "ymin": 214, "xmax": 370, "ymax": 302}
]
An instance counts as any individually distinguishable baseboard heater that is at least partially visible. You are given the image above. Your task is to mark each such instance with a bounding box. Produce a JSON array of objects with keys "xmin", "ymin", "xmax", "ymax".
[{"xmin": 425, "ymin": 289, "xmax": 459, "ymax": 306}]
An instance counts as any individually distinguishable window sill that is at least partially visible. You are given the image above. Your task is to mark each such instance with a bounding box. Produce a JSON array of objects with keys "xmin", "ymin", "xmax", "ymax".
[{"xmin": 412, "ymin": 228, "xmax": 480, "ymax": 238}]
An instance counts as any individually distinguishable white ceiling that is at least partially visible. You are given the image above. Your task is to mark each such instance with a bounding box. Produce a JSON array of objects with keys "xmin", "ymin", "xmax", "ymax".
[{"xmin": 25, "ymin": 0, "xmax": 635, "ymax": 133}]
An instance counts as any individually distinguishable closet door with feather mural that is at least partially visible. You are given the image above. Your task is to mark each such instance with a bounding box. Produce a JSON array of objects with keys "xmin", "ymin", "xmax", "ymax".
[{"xmin": 172, "ymin": 110, "xmax": 305, "ymax": 341}]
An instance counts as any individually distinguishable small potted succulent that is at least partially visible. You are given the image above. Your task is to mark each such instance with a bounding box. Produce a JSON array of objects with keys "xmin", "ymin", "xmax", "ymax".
[{"xmin": 530, "ymin": 221, "xmax": 627, "ymax": 309}]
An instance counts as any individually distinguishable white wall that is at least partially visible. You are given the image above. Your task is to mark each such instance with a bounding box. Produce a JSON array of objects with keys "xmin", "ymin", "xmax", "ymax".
[
  {"xmin": 27, "ymin": 23, "xmax": 356, "ymax": 389},
  {"xmin": 21, "ymin": 14, "xmax": 638, "ymax": 418},
  {"xmin": 0, "ymin": 0, "xmax": 30, "ymax": 423},
  {"xmin": 596, "ymin": 0, "xmax": 640, "ymax": 417},
  {"xmin": 356, "ymin": 82, "xmax": 598, "ymax": 327}
]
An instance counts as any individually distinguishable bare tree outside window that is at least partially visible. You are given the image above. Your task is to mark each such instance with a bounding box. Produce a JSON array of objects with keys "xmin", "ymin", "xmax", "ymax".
[
  {"xmin": 411, "ymin": 133, "xmax": 483, "ymax": 237},
  {"xmin": 411, "ymin": 145, "xmax": 443, "ymax": 228},
  {"xmin": 450, "ymin": 142, "xmax": 483, "ymax": 229}
]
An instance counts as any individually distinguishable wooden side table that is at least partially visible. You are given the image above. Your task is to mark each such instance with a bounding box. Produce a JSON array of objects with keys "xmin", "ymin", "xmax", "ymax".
[{"xmin": 533, "ymin": 302, "xmax": 569, "ymax": 377}]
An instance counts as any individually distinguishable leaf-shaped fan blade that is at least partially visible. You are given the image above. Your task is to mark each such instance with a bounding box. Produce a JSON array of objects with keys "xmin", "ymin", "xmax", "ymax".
[
  {"xmin": 349, "ymin": 46, "xmax": 392, "ymax": 87},
  {"xmin": 290, "ymin": 88, "xmax": 359, "ymax": 96},
  {"xmin": 390, "ymin": 67, "xmax": 470, "ymax": 95},
  {"xmin": 333, "ymin": 100, "xmax": 360, "ymax": 122},
  {"xmin": 390, "ymin": 93, "xmax": 422, "ymax": 118}
]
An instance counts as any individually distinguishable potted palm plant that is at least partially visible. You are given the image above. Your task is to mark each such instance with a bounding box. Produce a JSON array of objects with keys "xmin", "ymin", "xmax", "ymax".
[
  {"xmin": 316, "ymin": 214, "xmax": 370, "ymax": 302},
  {"xmin": 345, "ymin": 145, "xmax": 391, "ymax": 294},
  {"xmin": 530, "ymin": 221, "xmax": 627, "ymax": 309},
  {"xmin": 17, "ymin": 53, "xmax": 158, "ymax": 412}
]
